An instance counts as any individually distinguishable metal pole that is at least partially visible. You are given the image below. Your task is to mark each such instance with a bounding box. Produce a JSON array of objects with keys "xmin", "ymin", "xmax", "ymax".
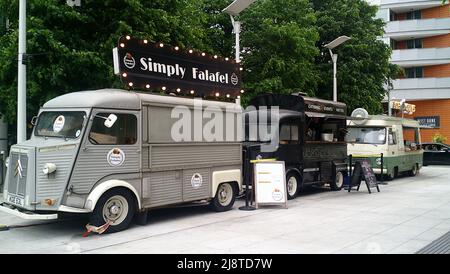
[
  {"xmin": 332, "ymin": 54, "xmax": 338, "ymax": 102},
  {"xmin": 234, "ymin": 21, "xmax": 241, "ymax": 63},
  {"xmin": 17, "ymin": 0, "xmax": 27, "ymax": 143},
  {"xmin": 387, "ymin": 88, "xmax": 392, "ymax": 116}
]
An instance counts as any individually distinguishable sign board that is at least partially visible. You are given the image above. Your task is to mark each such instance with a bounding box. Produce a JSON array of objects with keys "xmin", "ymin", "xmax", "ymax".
[
  {"xmin": 391, "ymin": 101, "xmax": 416, "ymax": 114},
  {"xmin": 349, "ymin": 160, "xmax": 380, "ymax": 194},
  {"xmin": 254, "ymin": 161, "xmax": 288, "ymax": 208},
  {"xmin": 113, "ymin": 36, "xmax": 242, "ymax": 99},
  {"xmin": 304, "ymin": 99, "xmax": 347, "ymax": 116},
  {"xmin": 415, "ymin": 116, "xmax": 440, "ymax": 129}
]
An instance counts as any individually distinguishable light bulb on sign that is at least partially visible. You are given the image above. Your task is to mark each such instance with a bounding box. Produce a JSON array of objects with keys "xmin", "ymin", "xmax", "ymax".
[
  {"xmin": 225, "ymin": 57, "xmax": 229, "ymax": 61},
  {"xmin": 190, "ymin": 90, "xmax": 195, "ymax": 95},
  {"xmin": 214, "ymin": 55, "xmax": 218, "ymax": 59},
  {"xmin": 201, "ymin": 53, "xmax": 206, "ymax": 56},
  {"xmin": 215, "ymin": 92, "xmax": 220, "ymax": 97},
  {"xmin": 175, "ymin": 46, "xmax": 179, "ymax": 51},
  {"xmin": 125, "ymin": 35, "xmax": 131, "ymax": 40},
  {"xmin": 226, "ymin": 94, "xmax": 230, "ymax": 98},
  {"xmin": 189, "ymin": 49, "xmax": 193, "ymax": 54},
  {"xmin": 159, "ymin": 43, "xmax": 164, "ymax": 48},
  {"xmin": 143, "ymin": 39, "xmax": 148, "ymax": 44},
  {"xmin": 120, "ymin": 43, "xmax": 125, "ymax": 48},
  {"xmin": 237, "ymin": 95, "xmax": 241, "ymax": 99},
  {"xmin": 240, "ymin": 90, "xmax": 244, "ymax": 94},
  {"xmin": 128, "ymin": 82, "xmax": 133, "ymax": 87},
  {"xmin": 122, "ymin": 73, "xmax": 127, "ymax": 77},
  {"xmin": 176, "ymin": 88, "xmax": 181, "ymax": 93},
  {"xmin": 146, "ymin": 84, "xmax": 150, "ymax": 89},
  {"xmin": 162, "ymin": 86, "xmax": 167, "ymax": 91}
]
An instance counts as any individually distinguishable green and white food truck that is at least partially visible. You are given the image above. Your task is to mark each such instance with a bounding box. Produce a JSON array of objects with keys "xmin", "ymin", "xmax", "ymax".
[{"xmin": 347, "ymin": 113, "xmax": 423, "ymax": 180}]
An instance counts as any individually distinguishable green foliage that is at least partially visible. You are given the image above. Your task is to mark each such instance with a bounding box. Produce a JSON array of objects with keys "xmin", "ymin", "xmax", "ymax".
[
  {"xmin": 0, "ymin": 0, "xmax": 209, "ymax": 124},
  {"xmin": 432, "ymin": 133, "xmax": 448, "ymax": 144},
  {"xmin": 312, "ymin": 0, "xmax": 398, "ymax": 115},
  {"xmin": 239, "ymin": 0, "xmax": 319, "ymax": 104}
]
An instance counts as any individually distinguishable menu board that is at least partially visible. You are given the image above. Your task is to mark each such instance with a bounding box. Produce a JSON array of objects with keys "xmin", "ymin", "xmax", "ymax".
[
  {"xmin": 349, "ymin": 160, "xmax": 380, "ymax": 194},
  {"xmin": 254, "ymin": 161, "xmax": 288, "ymax": 208}
]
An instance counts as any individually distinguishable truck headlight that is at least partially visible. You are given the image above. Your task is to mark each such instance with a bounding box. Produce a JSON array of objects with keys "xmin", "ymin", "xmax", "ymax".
[
  {"xmin": 43, "ymin": 163, "xmax": 57, "ymax": 175},
  {"xmin": 376, "ymin": 158, "xmax": 382, "ymax": 166}
]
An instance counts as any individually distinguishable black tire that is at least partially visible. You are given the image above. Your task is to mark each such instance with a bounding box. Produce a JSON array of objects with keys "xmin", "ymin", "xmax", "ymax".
[
  {"xmin": 89, "ymin": 188, "xmax": 136, "ymax": 234},
  {"xmin": 330, "ymin": 171, "xmax": 344, "ymax": 191},
  {"xmin": 386, "ymin": 167, "xmax": 398, "ymax": 181},
  {"xmin": 286, "ymin": 172, "xmax": 301, "ymax": 200},
  {"xmin": 209, "ymin": 182, "xmax": 236, "ymax": 212},
  {"xmin": 409, "ymin": 164, "xmax": 418, "ymax": 177}
]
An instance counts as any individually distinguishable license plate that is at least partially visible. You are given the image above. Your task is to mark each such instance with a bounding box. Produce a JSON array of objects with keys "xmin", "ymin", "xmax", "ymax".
[{"xmin": 7, "ymin": 194, "xmax": 24, "ymax": 207}]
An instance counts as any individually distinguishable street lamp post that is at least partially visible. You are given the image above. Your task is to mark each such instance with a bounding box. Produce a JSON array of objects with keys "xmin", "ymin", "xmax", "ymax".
[
  {"xmin": 17, "ymin": 0, "xmax": 27, "ymax": 143},
  {"xmin": 324, "ymin": 36, "xmax": 351, "ymax": 102},
  {"xmin": 222, "ymin": 0, "xmax": 256, "ymax": 63}
]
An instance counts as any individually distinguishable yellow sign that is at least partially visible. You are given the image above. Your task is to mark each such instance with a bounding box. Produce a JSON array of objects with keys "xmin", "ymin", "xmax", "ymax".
[{"xmin": 391, "ymin": 101, "xmax": 416, "ymax": 113}]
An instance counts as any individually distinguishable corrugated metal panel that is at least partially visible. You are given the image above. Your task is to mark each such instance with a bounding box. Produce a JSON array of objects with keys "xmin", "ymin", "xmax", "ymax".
[
  {"xmin": 143, "ymin": 171, "xmax": 182, "ymax": 207},
  {"xmin": 70, "ymin": 146, "xmax": 140, "ymax": 193},
  {"xmin": 417, "ymin": 231, "xmax": 450, "ymax": 254},
  {"xmin": 7, "ymin": 153, "xmax": 19, "ymax": 195},
  {"xmin": 183, "ymin": 168, "xmax": 210, "ymax": 202},
  {"xmin": 150, "ymin": 144, "xmax": 241, "ymax": 168},
  {"xmin": 36, "ymin": 148, "xmax": 77, "ymax": 208},
  {"xmin": 142, "ymin": 147, "xmax": 149, "ymax": 170},
  {"xmin": 7, "ymin": 153, "xmax": 28, "ymax": 197}
]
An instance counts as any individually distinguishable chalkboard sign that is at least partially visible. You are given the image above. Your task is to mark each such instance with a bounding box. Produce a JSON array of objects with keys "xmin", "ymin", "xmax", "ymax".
[{"xmin": 348, "ymin": 160, "xmax": 380, "ymax": 193}]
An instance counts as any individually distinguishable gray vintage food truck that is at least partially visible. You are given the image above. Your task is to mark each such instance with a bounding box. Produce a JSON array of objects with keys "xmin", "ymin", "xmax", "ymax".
[{"xmin": 0, "ymin": 89, "xmax": 242, "ymax": 232}]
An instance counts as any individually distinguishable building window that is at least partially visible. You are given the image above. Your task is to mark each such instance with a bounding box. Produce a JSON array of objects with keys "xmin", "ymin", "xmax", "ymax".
[
  {"xmin": 405, "ymin": 67, "xmax": 423, "ymax": 78},
  {"xmin": 406, "ymin": 38, "xmax": 422, "ymax": 49},
  {"xmin": 406, "ymin": 10, "xmax": 421, "ymax": 20}
]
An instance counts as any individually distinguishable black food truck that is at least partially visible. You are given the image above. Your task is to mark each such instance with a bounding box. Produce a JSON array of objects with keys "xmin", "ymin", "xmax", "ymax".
[{"xmin": 243, "ymin": 93, "xmax": 348, "ymax": 199}]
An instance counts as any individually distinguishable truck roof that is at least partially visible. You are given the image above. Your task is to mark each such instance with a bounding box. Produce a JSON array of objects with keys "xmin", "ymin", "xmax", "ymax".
[
  {"xmin": 43, "ymin": 89, "xmax": 241, "ymax": 110},
  {"xmin": 348, "ymin": 115, "xmax": 420, "ymax": 128}
]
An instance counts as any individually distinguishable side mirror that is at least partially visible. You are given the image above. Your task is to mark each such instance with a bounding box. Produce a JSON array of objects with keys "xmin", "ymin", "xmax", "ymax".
[
  {"xmin": 104, "ymin": 114, "xmax": 117, "ymax": 128},
  {"xmin": 31, "ymin": 116, "xmax": 38, "ymax": 126}
]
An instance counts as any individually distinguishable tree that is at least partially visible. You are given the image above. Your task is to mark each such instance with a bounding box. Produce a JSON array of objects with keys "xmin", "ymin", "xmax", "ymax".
[
  {"xmin": 311, "ymin": 0, "xmax": 397, "ymax": 114},
  {"xmin": 238, "ymin": 0, "xmax": 319, "ymax": 104},
  {"xmin": 0, "ymin": 0, "xmax": 209, "ymax": 128}
]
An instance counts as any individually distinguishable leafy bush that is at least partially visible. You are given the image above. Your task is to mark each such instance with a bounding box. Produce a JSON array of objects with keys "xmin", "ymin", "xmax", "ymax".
[{"xmin": 432, "ymin": 133, "xmax": 448, "ymax": 144}]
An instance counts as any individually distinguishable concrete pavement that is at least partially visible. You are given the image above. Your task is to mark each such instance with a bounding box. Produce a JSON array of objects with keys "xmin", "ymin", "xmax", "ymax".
[{"xmin": 1, "ymin": 166, "xmax": 450, "ymax": 254}]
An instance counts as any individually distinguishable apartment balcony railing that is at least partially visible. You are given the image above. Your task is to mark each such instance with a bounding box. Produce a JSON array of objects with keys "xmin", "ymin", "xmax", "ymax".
[
  {"xmin": 390, "ymin": 77, "xmax": 450, "ymax": 100},
  {"xmin": 391, "ymin": 47, "xmax": 450, "ymax": 66},
  {"xmin": 377, "ymin": 0, "xmax": 442, "ymax": 11},
  {"xmin": 385, "ymin": 18, "xmax": 450, "ymax": 40}
]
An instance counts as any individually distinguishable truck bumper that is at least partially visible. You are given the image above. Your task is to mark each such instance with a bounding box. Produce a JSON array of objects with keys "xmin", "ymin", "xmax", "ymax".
[
  {"xmin": 349, "ymin": 167, "xmax": 387, "ymax": 175},
  {"xmin": 0, "ymin": 203, "xmax": 58, "ymax": 220}
]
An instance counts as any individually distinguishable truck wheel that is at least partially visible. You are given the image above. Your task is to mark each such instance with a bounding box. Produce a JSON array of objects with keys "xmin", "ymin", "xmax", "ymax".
[
  {"xmin": 386, "ymin": 167, "xmax": 398, "ymax": 181},
  {"xmin": 330, "ymin": 171, "xmax": 344, "ymax": 191},
  {"xmin": 89, "ymin": 188, "xmax": 136, "ymax": 233},
  {"xmin": 210, "ymin": 182, "xmax": 236, "ymax": 212},
  {"xmin": 286, "ymin": 172, "xmax": 300, "ymax": 200},
  {"xmin": 409, "ymin": 164, "xmax": 418, "ymax": 177}
]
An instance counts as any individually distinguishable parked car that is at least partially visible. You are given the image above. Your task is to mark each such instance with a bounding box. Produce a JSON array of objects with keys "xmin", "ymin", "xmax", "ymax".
[{"xmin": 422, "ymin": 142, "xmax": 450, "ymax": 166}]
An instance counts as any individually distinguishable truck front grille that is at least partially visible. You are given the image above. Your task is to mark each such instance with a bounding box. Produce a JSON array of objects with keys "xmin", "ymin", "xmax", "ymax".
[{"xmin": 7, "ymin": 152, "xmax": 28, "ymax": 197}]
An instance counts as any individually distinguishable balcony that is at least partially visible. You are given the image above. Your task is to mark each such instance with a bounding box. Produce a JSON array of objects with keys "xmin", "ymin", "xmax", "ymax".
[
  {"xmin": 391, "ymin": 47, "xmax": 450, "ymax": 66},
  {"xmin": 390, "ymin": 77, "xmax": 450, "ymax": 100},
  {"xmin": 385, "ymin": 18, "xmax": 450, "ymax": 40},
  {"xmin": 371, "ymin": 0, "xmax": 443, "ymax": 12}
]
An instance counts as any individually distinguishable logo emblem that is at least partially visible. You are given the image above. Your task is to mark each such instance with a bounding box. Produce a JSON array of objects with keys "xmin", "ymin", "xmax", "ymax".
[
  {"xmin": 191, "ymin": 173, "xmax": 203, "ymax": 188},
  {"xmin": 123, "ymin": 53, "xmax": 135, "ymax": 69},
  {"xmin": 107, "ymin": 148, "xmax": 126, "ymax": 167},
  {"xmin": 231, "ymin": 73, "xmax": 239, "ymax": 85},
  {"xmin": 14, "ymin": 159, "xmax": 23, "ymax": 179}
]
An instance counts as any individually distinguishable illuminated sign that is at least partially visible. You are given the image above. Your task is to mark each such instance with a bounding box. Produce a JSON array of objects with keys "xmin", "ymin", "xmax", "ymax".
[
  {"xmin": 113, "ymin": 36, "xmax": 243, "ymax": 100},
  {"xmin": 391, "ymin": 101, "xmax": 416, "ymax": 113}
]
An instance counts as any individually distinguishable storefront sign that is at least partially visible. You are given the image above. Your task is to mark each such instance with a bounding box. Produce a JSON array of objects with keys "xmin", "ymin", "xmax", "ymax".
[
  {"xmin": 414, "ymin": 116, "xmax": 440, "ymax": 129},
  {"xmin": 113, "ymin": 36, "xmax": 242, "ymax": 99},
  {"xmin": 391, "ymin": 101, "xmax": 416, "ymax": 113},
  {"xmin": 254, "ymin": 161, "xmax": 288, "ymax": 208},
  {"xmin": 304, "ymin": 99, "xmax": 347, "ymax": 116}
]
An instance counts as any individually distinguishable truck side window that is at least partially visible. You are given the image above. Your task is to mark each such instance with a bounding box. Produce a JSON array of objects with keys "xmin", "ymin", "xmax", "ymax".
[
  {"xmin": 89, "ymin": 113, "xmax": 137, "ymax": 145},
  {"xmin": 280, "ymin": 122, "xmax": 299, "ymax": 144},
  {"xmin": 388, "ymin": 128, "xmax": 397, "ymax": 145}
]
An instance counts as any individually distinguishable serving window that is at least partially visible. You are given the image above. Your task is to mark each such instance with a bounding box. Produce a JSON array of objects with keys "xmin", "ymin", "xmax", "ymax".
[{"xmin": 89, "ymin": 113, "xmax": 137, "ymax": 145}]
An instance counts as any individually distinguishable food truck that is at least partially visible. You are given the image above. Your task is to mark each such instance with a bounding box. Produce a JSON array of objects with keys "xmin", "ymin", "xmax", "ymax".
[
  {"xmin": 347, "ymin": 115, "xmax": 423, "ymax": 180},
  {"xmin": 0, "ymin": 89, "xmax": 242, "ymax": 232},
  {"xmin": 243, "ymin": 93, "xmax": 348, "ymax": 199}
]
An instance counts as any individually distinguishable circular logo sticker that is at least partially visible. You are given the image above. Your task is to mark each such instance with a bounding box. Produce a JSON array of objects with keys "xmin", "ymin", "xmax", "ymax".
[
  {"xmin": 231, "ymin": 73, "xmax": 239, "ymax": 85},
  {"xmin": 272, "ymin": 189, "xmax": 283, "ymax": 201},
  {"xmin": 53, "ymin": 115, "xmax": 65, "ymax": 133},
  {"xmin": 123, "ymin": 53, "xmax": 135, "ymax": 69},
  {"xmin": 107, "ymin": 148, "xmax": 126, "ymax": 167},
  {"xmin": 75, "ymin": 130, "xmax": 81, "ymax": 138},
  {"xmin": 191, "ymin": 173, "xmax": 203, "ymax": 188}
]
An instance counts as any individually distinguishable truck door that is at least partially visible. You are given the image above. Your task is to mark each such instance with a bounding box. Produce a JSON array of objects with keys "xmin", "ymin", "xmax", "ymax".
[
  {"xmin": 278, "ymin": 118, "xmax": 301, "ymax": 166},
  {"xmin": 69, "ymin": 110, "xmax": 141, "ymax": 194}
]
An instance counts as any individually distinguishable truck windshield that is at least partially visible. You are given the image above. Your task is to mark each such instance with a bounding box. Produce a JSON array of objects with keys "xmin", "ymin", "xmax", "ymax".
[
  {"xmin": 35, "ymin": 111, "xmax": 86, "ymax": 139},
  {"xmin": 347, "ymin": 127, "xmax": 386, "ymax": 145}
]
